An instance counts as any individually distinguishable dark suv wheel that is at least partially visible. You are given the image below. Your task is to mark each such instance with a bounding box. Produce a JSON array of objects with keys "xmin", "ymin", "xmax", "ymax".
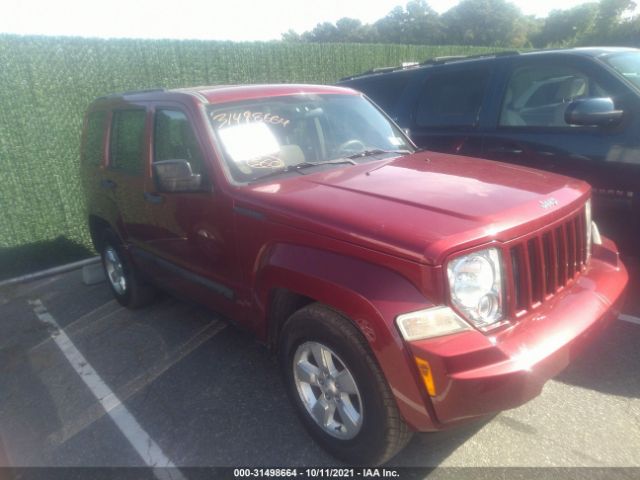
[
  {"xmin": 101, "ymin": 230, "xmax": 155, "ymax": 308},
  {"xmin": 279, "ymin": 304, "xmax": 412, "ymax": 465}
]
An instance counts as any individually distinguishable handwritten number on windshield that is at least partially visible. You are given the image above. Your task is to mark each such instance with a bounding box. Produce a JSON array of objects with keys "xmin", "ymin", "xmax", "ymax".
[{"xmin": 212, "ymin": 111, "xmax": 290, "ymax": 128}]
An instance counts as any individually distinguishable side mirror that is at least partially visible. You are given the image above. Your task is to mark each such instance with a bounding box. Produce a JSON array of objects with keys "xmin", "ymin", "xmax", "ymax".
[
  {"xmin": 153, "ymin": 159, "xmax": 202, "ymax": 192},
  {"xmin": 565, "ymin": 97, "xmax": 623, "ymax": 127}
]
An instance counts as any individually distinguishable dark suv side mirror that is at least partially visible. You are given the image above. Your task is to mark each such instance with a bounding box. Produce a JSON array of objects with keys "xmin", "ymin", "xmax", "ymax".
[
  {"xmin": 565, "ymin": 98, "xmax": 623, "ymax": 127},
  {"xmin": 153, "ymin": 159, "xmax": 202, "ymax": 192}
]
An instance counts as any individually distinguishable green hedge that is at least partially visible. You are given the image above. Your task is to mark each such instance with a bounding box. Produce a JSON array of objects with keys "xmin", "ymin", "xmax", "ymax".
[{"xmin": 0, "ymin": 34, "xmax": 500, "ymax": 276}]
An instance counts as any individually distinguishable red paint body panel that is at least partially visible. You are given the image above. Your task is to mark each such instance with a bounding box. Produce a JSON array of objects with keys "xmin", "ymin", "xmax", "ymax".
[
  {"xmin": 410, "ymin": 244, "xmax": 627, "ymax": 425},
  {"xmin": 81, "ymin": 84, "xmax": 628, "ymax": 433}
]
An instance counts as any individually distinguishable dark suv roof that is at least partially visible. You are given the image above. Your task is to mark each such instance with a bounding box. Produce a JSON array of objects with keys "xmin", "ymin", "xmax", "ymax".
[{"xmin": 339, "ymin": 47, "xmax": 638, "ymax": 82}]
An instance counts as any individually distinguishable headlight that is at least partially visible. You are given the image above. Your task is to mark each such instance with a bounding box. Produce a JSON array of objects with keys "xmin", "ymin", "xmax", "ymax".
[
  {"xmin": 396, "ymin": 306, "xmax": 470, "ymax": 341},
  {"xmin": 446, "ymin": 247, "xmax": 504, "ymax": 328}
]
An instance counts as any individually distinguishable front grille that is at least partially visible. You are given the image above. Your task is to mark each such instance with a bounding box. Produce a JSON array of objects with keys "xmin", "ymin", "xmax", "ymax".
[{"xmin": 509, "ymin": 206, "xmax": 588, "ymax": 314}]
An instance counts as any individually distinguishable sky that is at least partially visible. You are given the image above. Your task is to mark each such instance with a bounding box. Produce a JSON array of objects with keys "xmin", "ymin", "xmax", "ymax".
[{"xmin": 0, "ymin": 0, "xmax": 628, "ymax": 42}]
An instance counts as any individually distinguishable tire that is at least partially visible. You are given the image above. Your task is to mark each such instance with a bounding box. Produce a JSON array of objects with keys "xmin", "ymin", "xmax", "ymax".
[
  {"xmin": 279, "ymin": 303, "xmax": 412, "ymax": 465},
  {"xmin": 101, "ymin": 230, "xmax": 155, "ymax": 309}
]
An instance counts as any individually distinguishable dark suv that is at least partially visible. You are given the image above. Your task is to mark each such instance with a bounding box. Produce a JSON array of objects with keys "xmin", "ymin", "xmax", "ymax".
[{"xmin": 338, "ymin": 48, "xmax": 640, "ymax": 252}]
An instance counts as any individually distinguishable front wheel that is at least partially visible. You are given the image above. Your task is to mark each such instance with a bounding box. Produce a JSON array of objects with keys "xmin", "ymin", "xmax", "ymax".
[
  {"xmin": 101, "ymin": 230, "xmax": 155, "ymax": 309},
  {"xmin": 279, "ymin": 304, "xmax": 412, "ymax": 465}
]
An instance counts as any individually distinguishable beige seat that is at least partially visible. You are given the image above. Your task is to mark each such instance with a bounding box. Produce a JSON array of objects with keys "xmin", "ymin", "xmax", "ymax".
[
  {"xmin": 279, "ymin": 144, "xmax": 305, "ymax": 166},
  {"xmin": 501, "ymin": 89, "xmax": 527, "ymax": 126}
]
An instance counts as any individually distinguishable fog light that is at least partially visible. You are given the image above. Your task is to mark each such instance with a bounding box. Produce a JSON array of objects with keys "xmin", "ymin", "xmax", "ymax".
[{"xmin": 414, "ymin": 357, "xmax": 436, "ymax": 396}]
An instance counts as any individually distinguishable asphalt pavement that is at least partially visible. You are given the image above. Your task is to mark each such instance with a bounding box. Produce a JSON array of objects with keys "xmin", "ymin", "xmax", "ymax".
[{"xmin": 0, "ymin": 261, "xmax": 638, "ymax": 470}]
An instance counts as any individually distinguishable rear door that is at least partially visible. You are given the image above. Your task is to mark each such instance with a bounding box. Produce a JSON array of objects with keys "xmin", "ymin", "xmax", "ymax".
[
  {"xmin": 408, "ymin": 62, "xmax": 495, "ymax": 156},
  {"xmin": 103, "ymin": 106, "xmax": 155, "ymax": 246}
]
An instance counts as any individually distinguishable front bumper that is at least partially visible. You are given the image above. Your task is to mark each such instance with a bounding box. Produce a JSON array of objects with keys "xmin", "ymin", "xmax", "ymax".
[{"xmin": 406, "ymin": 237, "xmax": 628, "ymax": 428}]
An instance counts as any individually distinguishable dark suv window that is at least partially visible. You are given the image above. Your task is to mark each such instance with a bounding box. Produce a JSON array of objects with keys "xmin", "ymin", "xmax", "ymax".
[
  {"xmin": 109, "ymin": 109, "xmax": 146, "ymax": 174},
  {"xmin": 500, "ymin": 65, "xmax": 610, "ymax": 128},
  {"xmin": 154, "ymin": 109, "xmax": 206, "ymax": 177},
  {"xmin": 82, "ymin": 111, "xmax": 106, "ymax": 166},
  {"xmin": 355, "ymin": 73, "xmax": 411, "ymax": 113},
  {"xmin": 415, "ymin": 67, "xmax": 490, "ymax": 128}
]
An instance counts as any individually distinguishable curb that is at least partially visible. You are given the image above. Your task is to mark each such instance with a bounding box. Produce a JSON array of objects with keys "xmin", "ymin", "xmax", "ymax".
[{"xmin": 0, "ymin": 256, "xmax": 101, "ymax": 288}]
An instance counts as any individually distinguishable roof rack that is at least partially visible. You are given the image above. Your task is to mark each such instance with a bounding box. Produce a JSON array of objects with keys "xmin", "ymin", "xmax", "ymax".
[
  {"xmin": 421, "ymin": 50, "xmax": 520, "ymax": 65},
  {"xmin": 339, "ymin": 50, "xmax": 520, "ymax": 82},
  {"xmin": 97, "ymin": 88, "xmax": 166, "ymax": 100},
  {"xmin": 339, "ymin": 63, "xmax": 422, "ymax": 82}
]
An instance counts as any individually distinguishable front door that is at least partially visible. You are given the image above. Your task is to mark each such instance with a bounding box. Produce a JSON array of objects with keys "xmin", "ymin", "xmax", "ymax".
[
  {"xmin": 141, "ymin": 104, "xmax": 239, "ymax": 316},
  {"xmin": 482, "ymin": 55, "xmax": 640, "ymax": 252}
]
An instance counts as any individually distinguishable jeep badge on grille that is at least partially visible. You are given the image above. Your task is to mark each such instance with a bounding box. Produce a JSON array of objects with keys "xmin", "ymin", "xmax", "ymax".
[{"xmin": 539, "ymin": 197, "xmax": 559, "ymax": 209}]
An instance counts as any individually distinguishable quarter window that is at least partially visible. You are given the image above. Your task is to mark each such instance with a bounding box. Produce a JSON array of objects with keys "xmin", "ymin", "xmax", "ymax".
[
  {"xmin": 109, "ymin": 109, "xmax": 146, "ymax": 174},
  {"xmin": 499, "ymin": 65, "xmax": 611, "ymax": 128},
  {"xmin": 415, "ymin": 67, "xmax": 490, "ymax": 128}
]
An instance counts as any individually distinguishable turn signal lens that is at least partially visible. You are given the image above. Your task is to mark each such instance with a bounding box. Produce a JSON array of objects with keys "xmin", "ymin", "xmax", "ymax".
[
  {"xmin": 414, "ymin": 357, "xmax": 436, "ymax": 396},
  {"xmin": 396, "ymin": 306, "xmax": 470, "ymax": 341}
]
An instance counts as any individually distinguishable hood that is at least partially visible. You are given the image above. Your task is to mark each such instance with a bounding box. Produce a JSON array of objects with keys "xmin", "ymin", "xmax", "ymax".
[{"xmin": 242, "ymin": 151, "xmax": 590, "ymax": 264}]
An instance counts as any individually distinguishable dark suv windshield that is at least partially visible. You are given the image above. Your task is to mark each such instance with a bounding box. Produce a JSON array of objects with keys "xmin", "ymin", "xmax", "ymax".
[
  {"xmin": 207, "ymin": 94, "xmax": 413, "ymax": 183},
  {"xmin": 604, "ymin": 52, "xmax": 640, "ymax": 91}
]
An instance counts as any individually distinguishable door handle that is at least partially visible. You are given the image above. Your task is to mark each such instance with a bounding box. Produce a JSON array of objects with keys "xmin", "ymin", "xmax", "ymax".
[
  {"xmin": 100, "ymin": 179, "xmax": 117, "ymax": 190},
  {"xmin": 144, "ymin": 192, "xmax": 164, "ymax": 204},
  {"xmin": 487, "ymin": 146, "xmax": 523, "ymax": 155}
]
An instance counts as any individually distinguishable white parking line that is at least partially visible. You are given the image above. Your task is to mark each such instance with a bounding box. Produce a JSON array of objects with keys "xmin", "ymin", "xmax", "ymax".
[
  {"xmin": 619, "ymin": 314, "xmax": 640, "ymax": 326},
  {"xmin": 46, "ymin": 320, "xmax": 226, "ymax": 448},
  {"xmin": 29, "ymin": 299, "xmax": 185, "ymax": 479}
]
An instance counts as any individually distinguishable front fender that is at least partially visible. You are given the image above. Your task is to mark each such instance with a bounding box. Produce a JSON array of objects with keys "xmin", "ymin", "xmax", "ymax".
[{"xmin": 255, "ymin": 243, "xmax": 440, "ymax": 431}]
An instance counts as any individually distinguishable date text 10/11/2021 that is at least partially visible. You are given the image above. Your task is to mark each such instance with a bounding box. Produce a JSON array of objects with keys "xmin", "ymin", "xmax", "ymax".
[{"xmin": 233, "ymin": 468, "xmax": 400, "ymax": 478}]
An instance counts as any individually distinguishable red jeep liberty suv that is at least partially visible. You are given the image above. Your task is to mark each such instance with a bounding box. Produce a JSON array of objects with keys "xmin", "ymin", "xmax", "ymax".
[{"xmin": 81, "ymin": 84, "xmax": 628, "ymax": 465}]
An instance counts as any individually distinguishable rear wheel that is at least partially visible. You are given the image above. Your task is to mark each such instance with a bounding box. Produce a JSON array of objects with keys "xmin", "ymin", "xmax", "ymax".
[
  {"xmin": 101, "ymin": 230, "xmax": 155, "ymax": 308},
  {"xmin": 279, "ymin": 304, "xmax": 412, "ymax": 465}
]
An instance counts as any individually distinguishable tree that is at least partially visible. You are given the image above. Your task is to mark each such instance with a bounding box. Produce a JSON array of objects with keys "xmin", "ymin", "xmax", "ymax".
[
  {"xmin": 442, "ymin": 0, "xmax": 529, "ymax": 47},
  {"xmin": 375, "ymin": 1, "xmax": 443, "ymax": 44},
  {"xmin": 279, "ymin": 0, "xmax": 640, "ymax": 48},
  {"xmin": 335, "ymin": 18, "xmax": 375, "ymax": 43},
  {"xmin": 589, "ymin": 0, "xmax": 638, "ymax": 43},
  {"xmin": 281, "ymin": 29, "xmax": 302, "ymax": 42},
  {"xmin": 531, "ymin": 3, "xmax": 599, "ymax": 47}
]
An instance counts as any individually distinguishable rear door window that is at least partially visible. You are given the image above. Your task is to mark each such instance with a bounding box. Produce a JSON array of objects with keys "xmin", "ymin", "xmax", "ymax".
[
  {"xmin": 109, "ymin": 109, "xmax": 147, "ymax": 175},
  {"xmin": 355, "ymin": 73, "xmax": 411, "ymax": 113},
  {"xmin": 415, "ymin": 66, "xmax": 491, "ymax": 128}
]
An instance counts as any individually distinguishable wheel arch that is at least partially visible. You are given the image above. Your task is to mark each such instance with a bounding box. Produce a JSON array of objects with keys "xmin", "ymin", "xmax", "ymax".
[
  {"xmin": 88, "ymin": 214, "xmax": 112, "ymax": 252},
  {"xmin": 256, "ymin": 242, "xmax": 439, "ymax": 431}
]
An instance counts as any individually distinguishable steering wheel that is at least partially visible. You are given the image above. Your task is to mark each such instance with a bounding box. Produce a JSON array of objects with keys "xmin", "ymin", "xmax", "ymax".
[{"xmin": 336, "ymin": 139, "xmax": 366, "ymax": 156}]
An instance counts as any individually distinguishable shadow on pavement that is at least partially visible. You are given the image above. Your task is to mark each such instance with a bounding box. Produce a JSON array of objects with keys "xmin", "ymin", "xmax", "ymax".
[
  {"xmin": 554, "ymin": 320, "xmax": 640, "ymax": 399},
  {"xmin": 0, "ymin": 236, "xmax": 94, "ymax": 281}
]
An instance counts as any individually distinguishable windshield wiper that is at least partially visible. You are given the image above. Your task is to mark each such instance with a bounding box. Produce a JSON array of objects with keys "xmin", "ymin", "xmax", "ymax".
[
  {"xmin": 345, "ymin": 148, "xmax": 412, "ymax": 159},
  {"xmin": 250, "ymin": 159, "xmax": 357, "ymax": 184}
]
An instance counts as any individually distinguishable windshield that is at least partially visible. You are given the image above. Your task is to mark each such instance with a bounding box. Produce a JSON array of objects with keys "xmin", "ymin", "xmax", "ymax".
[
  {"xmin": 207, "ymin": 93, "xmax": 414, "ymax": 183},
  {"xmin": 604, "ymin": 52, "xmax": 640, "ymax": 91}
]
